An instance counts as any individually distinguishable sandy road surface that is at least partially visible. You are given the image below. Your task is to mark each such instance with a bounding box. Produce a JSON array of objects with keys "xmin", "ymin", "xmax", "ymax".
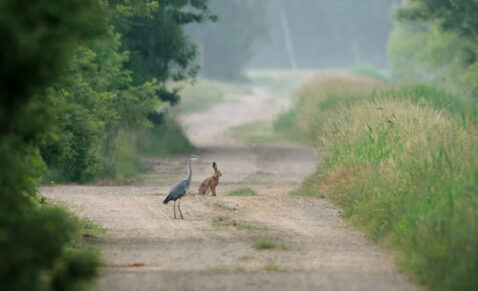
[{"xmin": 40, "ymin": 86, "xmax": 418, "ymax": 290}]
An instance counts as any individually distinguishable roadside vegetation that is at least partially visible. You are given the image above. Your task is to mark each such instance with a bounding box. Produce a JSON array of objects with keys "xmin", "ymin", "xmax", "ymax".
[
  {"xmin": 39, "ymin": 1, "xmax": 216, "ymax": 183},
  {"xmin": 0, "ymin": 1, "xmax": 214, "ymax": 290},
  {"xmin": 275, "ymin": 72, "xmax": 478, "ymax": 290}
]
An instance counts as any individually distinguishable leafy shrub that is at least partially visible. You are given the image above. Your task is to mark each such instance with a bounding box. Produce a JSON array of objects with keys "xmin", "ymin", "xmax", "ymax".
[{"xmin": 0, "ymin": 1, "xmax": 105, "ymax": 289}]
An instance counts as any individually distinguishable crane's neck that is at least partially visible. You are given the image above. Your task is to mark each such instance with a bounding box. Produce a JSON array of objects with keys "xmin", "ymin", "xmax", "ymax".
[{"xmin": 186, "ymin": 158, "xmax": 193, "ymax": 185}]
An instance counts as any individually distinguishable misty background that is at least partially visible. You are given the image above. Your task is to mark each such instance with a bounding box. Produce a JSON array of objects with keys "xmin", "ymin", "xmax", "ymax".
[{"xmin": 187, "ymin": 0, "xmax": 400, "ymax": 80}]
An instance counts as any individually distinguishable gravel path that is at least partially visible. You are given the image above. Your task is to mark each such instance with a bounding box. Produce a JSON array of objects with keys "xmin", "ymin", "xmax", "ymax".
[{"xmin": 40, "ymin": 85, "xmax": 418, "ymax": 290}]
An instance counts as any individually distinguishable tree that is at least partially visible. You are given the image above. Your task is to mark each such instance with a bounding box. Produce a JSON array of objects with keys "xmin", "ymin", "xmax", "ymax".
[
  {"xmin": 396, "ymin": 0, "xmax": 478, "ymax": 38},
  {"xmin": 40, "ymin": 1, "xmax": 213, "ymax": 182},
  {"xmin": 0, "ymin": 0, "xmax": 107, "ymax": 290},
  {"xmin": 389, "ymin": 0, "xmax": 478, "ymax": 98},
  {"xmin": 40, "ymin": 28, "xmax": 161, "ymax": 182},
  {"xmin": 113, "ymin": 0, "xmax": 216, "ymax": 104}
]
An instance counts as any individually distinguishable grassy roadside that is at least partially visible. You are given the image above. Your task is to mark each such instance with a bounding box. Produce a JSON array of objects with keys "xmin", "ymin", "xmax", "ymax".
[{"xmin": 275, "ymin": 72, "xmax": 478, "ymax": 290}]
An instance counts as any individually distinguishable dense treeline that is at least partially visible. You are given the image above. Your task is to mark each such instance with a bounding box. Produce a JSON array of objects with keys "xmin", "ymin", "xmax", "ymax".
[
  {"xmin": 0, "ymin": 0, "xmax": 212, "ymax": 289},
  {"xmin": 40, "ymin": 1, "xmax": 215, "ymax": 182},
  {"xmin": 389, "ymin": 0, "xmax": 478, "ymax": 99}
]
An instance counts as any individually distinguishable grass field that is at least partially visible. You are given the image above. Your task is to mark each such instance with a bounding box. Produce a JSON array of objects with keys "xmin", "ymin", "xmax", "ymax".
[{"xmin": 275, "ymin": 72, "xmax": 478, "ymax": 290}]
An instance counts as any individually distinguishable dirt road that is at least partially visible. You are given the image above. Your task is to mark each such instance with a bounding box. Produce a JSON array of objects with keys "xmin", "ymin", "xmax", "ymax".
[{"xmin": 40, "ymin": 85, "xmax": 418, "ymax": 290}]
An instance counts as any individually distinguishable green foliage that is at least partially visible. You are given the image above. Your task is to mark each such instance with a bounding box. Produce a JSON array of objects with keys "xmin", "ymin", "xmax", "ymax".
[
  {"xmin": 1, "ymin": 206, "xmax": 100, "ymax": 291},
  {"xmin": 1, "ymin": 0, "xmax": 211, "ymax": 289},
  {"xmin": 279, "ymin": 75, "xmax": 478, "ymax": 290},
  {"xmin": 274, "ymin": 109, "xmax": 297, "ymax": 131},
  {"xmin": 389, "ymin": 0, "xmax": 478, "ymax": 99},
  {"xmin": 40, "ymin": 29, "xmax": 162, "ymax": 182},
  {"xmin": 0, "ymin": 0, "xmax": 105, "ymax": 289},
  {"xmin": 396, "ymin": 0, "xmax": 478, "ymax": 38},
  {"xmin": 113, "ymin": 0, "xmax": 216, "ymax": 101},
  {"xmin": 51, "ymin": 248, "xmax": 99, "ymax": 291}
]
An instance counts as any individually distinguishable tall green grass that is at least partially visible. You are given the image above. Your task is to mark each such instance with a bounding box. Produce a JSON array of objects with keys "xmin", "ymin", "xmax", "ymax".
[{"xmin": 276, "ymin": 73, "xmax": 478, "ymax": 290}]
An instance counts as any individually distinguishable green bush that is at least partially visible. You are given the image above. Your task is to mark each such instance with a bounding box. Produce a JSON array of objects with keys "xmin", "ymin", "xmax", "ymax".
[
  {"xmin": 40, "ymin": 29, "xmax": 163, "ymax": 183},
  {"xmin": 0, "ymin": 1, "xmax": 105, "ymax": 289},
  {"xmin": 388, "ymin": 3, "xmax": 478, "ymax": 100},
  {"xmin": 1, "ymin": 206, "xmax": 100, "ymax": 291}
]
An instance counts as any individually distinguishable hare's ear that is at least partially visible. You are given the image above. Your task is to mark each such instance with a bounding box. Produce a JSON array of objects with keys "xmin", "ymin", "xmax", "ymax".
[{"xmin": 212, "ymin": 162, "xmax": 217, "ymax": 170}]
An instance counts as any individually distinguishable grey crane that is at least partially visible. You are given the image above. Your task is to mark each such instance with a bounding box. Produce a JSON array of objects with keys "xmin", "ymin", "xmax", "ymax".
[{"xmin": 163, "ymin": 155, "xmax": 200, "ymax": 219}]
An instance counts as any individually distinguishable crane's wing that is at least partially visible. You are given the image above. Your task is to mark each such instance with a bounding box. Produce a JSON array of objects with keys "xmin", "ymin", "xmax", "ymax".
[{"xmin": 163, "ymin": 180, "xmax": 189, "ymax": 204}]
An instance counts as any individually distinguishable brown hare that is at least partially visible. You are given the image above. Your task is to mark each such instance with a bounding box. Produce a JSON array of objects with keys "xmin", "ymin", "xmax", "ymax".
[{"xmin": 198, "ymin": 162, "xmax": 222, "ymax": 196}]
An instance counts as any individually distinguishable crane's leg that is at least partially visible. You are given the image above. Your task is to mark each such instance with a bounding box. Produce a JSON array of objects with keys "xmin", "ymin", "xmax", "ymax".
[
  {"xmin": 177, "ymin": 198, "xmax": 184, "ymax": 219},
  {"xmin": 173, "ymin": 200, "xmax": 176, "ymax": 219}
]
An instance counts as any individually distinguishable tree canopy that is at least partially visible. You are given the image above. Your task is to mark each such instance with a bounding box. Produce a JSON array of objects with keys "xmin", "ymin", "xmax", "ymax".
[
  {"xmin": 396, "ymin": 0, "xmax": 478, "ymax": 38},
  {"xmin": 389, "ymin": 0, "xmax": 478, "ymax": 98},
  {"xmin": 113, "ymin": 0, "xmax": 216, "ymax": 102}
]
